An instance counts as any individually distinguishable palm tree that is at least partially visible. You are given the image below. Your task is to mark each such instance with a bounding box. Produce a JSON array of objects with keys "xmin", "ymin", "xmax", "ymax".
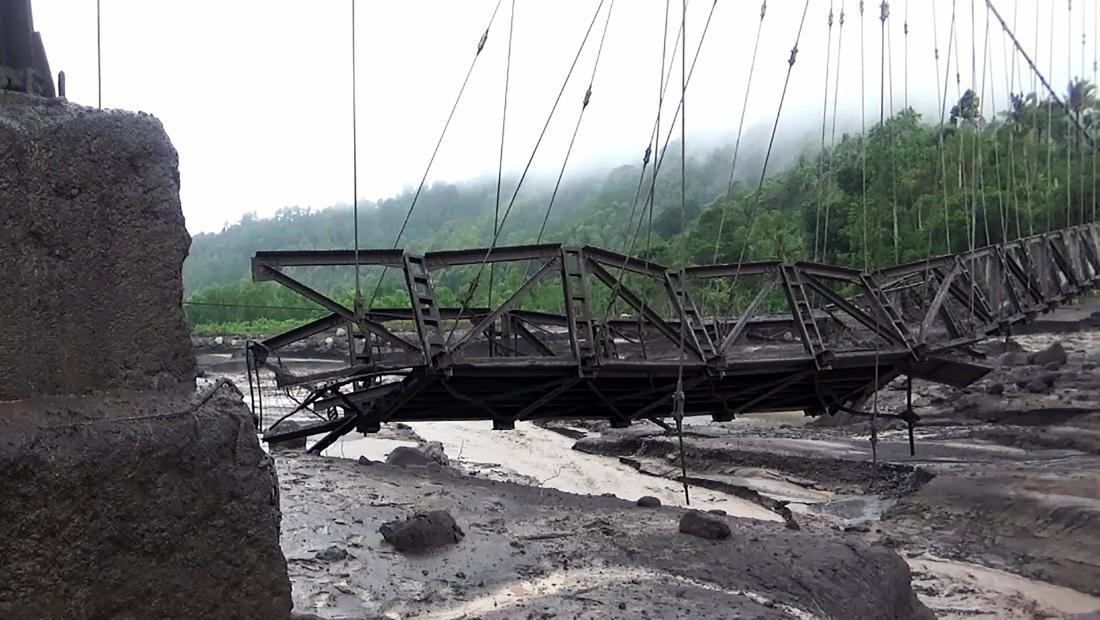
[{"xmin": 950, "ymin": 89, "xmax": 983, "ymax": 126}]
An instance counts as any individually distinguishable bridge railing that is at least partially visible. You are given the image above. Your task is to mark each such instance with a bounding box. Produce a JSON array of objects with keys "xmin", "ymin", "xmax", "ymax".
[{"xmin": 248, "ymin": 222, "xmax": 1100, "ymax": 387}]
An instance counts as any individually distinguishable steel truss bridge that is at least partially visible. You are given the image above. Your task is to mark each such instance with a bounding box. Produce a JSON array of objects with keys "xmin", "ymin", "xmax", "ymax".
[{"xmin": 251, "ymin": 223, "xmax": 1100, "ymax": 453}]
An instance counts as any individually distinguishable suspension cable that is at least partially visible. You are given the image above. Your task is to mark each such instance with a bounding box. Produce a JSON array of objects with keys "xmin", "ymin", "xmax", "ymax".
[
  {"xmin": 488, "ymin": 0, "xmax": 515, "ymax": 310},
  {"xmin": 1001, "ymin": 0, "xmax": 1024, "ymax": 240},
  {"xmin": 600, "ymin": 0, "xmax": 721, "ymax": 324},
  {"xmin": 1068, "ymin": 0, "xmax": 1074, "ymax": 228},
  {"xmin": 904, "ymin": 0, "xmax": 909, "ymax": 109},
  {"xmin": 351, "ymin": 0, "xmax": 361, "ymax": 304},
  {"xmin": 881, "ymin": 1, "xmax": 899, "ymax": 265},
  {"xmin": 714, "ymin": 0, "xmax": 767, "ymax": 265},
  {"xmin": 365, "ymin": 0, "xmax": 504, "ymax": 309},
  {"xmin": 985, "ymin": 1, "xmax": 1009, "ymax": 244},
  {"xmin": 823, "ymin": 2, "xmax": 847, "ymax": 261},
  {"xmin": 1048, "ymin": 2, "xmax": 1055, "ymax": 233},
  {"xmin": 615, "ymin": 0, "xmax": 669, "ymax": 265},
  {"xmin": 96, "ymin": 0, "xmax": 102, "ymax": 108},
  {"xmin": 862, "ymin": 0, "xmax": 869, "ymax": 270},
  {"xmin": 814, "ymin": 1, "xmax": 836, "ymax": 263},
  {"xmin": 932, "ymin": 0, "xmax": 957, "ymax": 256},
  {"xmin": 716, "ymin": 0, "xmax": 810, "ymax": 323},
  {"xmin": 445, "ymin": 0, "xmax": 609, "ymax": 345},
  {"xmin": 534, "ymin": 0, "xmax": 617, "ymax": 245},
  {"xmin": 1080, "ymin": 0, "xmax": 1087, "ymax": 224},
  {"xmin": 675, "ymin": 0, "xmax": 690, "ymax": 507}
]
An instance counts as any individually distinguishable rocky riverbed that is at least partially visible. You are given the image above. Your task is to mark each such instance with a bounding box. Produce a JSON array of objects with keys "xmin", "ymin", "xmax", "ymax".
[{"xmin": 197, "ymin": 302, "xmax": 1100, "ymax": 619}]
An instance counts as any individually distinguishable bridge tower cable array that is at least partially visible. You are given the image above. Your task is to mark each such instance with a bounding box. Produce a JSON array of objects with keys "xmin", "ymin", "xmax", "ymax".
[{"xmin": 244, "ymin": 2, "xmax": 1100, "ymax": 456}]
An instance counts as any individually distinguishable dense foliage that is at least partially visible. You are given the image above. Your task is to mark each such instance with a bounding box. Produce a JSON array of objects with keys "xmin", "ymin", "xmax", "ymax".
[{"xmin": 185, "ymin": 83, "xmax": 1100, "ymax": 334}]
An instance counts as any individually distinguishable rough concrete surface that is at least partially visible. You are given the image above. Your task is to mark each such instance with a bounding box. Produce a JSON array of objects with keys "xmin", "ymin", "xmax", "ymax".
[
  {"xmin": 0, "ymin": 382, "xmax": 292, "ymax": 619},
  {"xmin": 0, "ymin": 91, "xmax": 194, "ymax": 399}
]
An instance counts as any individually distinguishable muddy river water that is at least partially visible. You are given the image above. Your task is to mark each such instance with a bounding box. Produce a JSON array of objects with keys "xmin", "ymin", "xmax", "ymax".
[{"xmin": 204, "ymin": 355, "xmax": 1100, "ymax": 619}]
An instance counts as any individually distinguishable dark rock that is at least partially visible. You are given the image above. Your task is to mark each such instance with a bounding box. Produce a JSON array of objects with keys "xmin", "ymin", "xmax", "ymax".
[
  {"xmin": 419, "ymin": 441, "xmax": 450, "ymax": 466},
  {"xmin": 1044, "ymin": 361, "xmax": 1063, "ymax": 371},
  {"xmin": 708, "ymin": 509, "xmax": 727, "ymax": 516},
  {"xmin": 678, "ymin": 511, "xmax": 731, "ymax": 540},
  {"xmin": 1030, "ymin": 342, "xmax": 1068, "ymax": 367},
  {"xmin": 636, "ymin": 496, "xmax": 662, "ymax": 508},
  {"xmin": 385, "ymin": 446, "xmax": 437, "ymax": 468},
  {"xmin": 315, "ymin": 546, "xmax": 349, "ymax": 562},
  {"xmin": 380, "ymin": 510, "xmax": 465, "ymax": 552},
  {"xmin": 269, "ymin": 419, "xmax": 307, "ymax": 450},
  {"xmin": 357, "ymin": 456, "xmax": 374, "ymax": 465},
  {"xmin": 985, "ymin": 382, "xmax": 1005, "ymax": 395}
]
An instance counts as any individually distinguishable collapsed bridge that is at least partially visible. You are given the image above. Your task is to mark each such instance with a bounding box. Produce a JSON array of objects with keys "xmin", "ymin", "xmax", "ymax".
[{"xmin": 253, "ymin": 222, "xmax": 1100, "ymax": 453}]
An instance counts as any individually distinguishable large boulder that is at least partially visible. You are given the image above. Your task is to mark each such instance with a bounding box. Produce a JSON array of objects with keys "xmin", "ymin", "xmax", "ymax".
[
  {"xmin": 0, "ymin": 92, "xmax": 195, "ymax": 399},
  {"xmin": 0, "ymin": 383, "xmax": 292, "ymax": 619},
  {"xmin": 379, "ymin": 510, "xmax": 465, "ymax": 552}
]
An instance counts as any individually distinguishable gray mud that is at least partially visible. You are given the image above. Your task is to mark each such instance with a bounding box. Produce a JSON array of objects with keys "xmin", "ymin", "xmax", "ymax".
[{"xmin": 278, "ymin": 451, "xmax": 932, "ymax": 620}]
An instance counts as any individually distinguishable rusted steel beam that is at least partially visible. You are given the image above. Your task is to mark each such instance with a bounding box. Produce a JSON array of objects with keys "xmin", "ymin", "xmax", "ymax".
[
  {"xmin": 424, "ymin": 244, "xmax": 561, "ymax": 269},
  {"xmin": 583, "ymin": 245, "xmax": 669, "ymax": 277},
  {"xmin": 256, "ymin": 266, "xmax": 421, "ymax": 354},
  {"xmin": 451, "ymin": 257, "xmax": 561, "ymax": 356},
  {"xmin": 586, "ymin": 259, "xmax": 701, "ymax": 360},
  {"xmin": 252, "ymin": 249, "xmax": 407, "ymax": 271},
  {"xmin": 683, "ymin": 260, "xmax": 780, "ymax": 279}
]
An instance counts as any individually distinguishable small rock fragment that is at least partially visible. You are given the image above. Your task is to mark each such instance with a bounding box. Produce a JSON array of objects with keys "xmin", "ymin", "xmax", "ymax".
[
  {"xmin": 636, "ymin": 496, "xmax": 662, "ymax": 508},
  {"xmin": 315, "ymin": 545, "xmax": 349, "ymax": 562},
  {"xmin": 985, "ymin": 382, "xmax": 1004, "ymax": 395},
  {"xmin": 678, "ymin": 511, "xmax": 731, "ymax": 540}
]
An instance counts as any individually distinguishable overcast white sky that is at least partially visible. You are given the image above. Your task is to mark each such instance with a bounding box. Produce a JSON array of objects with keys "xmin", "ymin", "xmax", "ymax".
[{"xmin": 31, "ymin": 1, "xmax": 1096, "ymax": 233}]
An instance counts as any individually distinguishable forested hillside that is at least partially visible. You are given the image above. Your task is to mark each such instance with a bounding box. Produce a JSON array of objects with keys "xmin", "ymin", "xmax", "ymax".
[{"xmin": 185, "ymin": 85, "xmax": 1100, "ymax": 335}]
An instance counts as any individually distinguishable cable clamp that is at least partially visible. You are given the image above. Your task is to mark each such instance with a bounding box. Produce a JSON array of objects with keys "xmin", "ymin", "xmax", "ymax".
[{"xmin": 477, "ymin": 29, "xmax": 488, "ymax": 54}]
